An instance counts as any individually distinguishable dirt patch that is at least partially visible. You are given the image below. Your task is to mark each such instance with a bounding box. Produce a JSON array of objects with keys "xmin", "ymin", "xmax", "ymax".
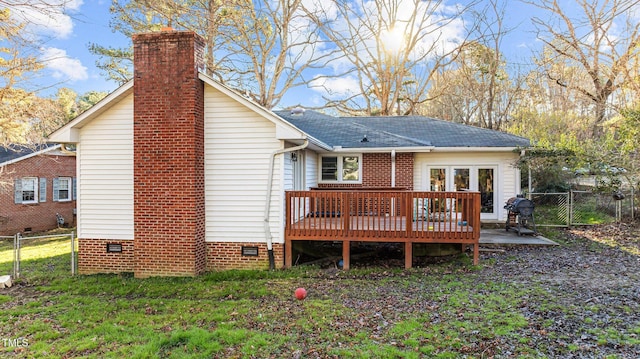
[{"xmin": 301, "ymin": 222, "xmax": 640, "ymax": 357}]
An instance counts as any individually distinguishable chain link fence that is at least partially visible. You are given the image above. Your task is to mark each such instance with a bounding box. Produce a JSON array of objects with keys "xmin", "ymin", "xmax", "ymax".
[
  {"xmin": 529, "ymin": 189, "xmax": 636, "ymax": 227},
  {"xmin": 0, "ymin": 232, "xmax": 76, "ymax": 280}
]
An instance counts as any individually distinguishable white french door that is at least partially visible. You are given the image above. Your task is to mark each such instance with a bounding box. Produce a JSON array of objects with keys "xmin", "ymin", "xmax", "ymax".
[{"xmin": 427, "ymin": 166, "xmax": 498, "ymax": 220}]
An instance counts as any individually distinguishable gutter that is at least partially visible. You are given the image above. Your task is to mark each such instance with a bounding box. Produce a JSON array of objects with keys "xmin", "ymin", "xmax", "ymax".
[
  {"xmin": 331, "ymin": 146, "xmax": 434, "ymax": 153},
  {"xmin": 264, "ymin": 139, "xmax": 309, "ymax": 270},
  {"xmin": 432, "ymin": 146, "xmax": 522, "ymax": 152}
]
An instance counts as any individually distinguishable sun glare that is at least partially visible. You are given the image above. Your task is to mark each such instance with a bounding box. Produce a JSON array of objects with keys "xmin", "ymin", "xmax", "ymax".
[{"xmin": 380, "ymin": 26, "xmax": 406, "ymax": 54}]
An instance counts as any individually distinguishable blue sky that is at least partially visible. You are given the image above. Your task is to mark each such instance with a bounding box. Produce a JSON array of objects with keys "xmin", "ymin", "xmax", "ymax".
[
  {"xmin": 16, "ymin": 0, "xmax": 547, "ymax": 107},
  {"xmin": 32, "ymin": 0, "xmax": 130, "ymax": 96}
]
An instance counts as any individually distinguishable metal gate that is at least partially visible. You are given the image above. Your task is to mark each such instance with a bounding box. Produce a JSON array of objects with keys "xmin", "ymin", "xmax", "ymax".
[{"xmin": 8, "ymin": 232, "xmax": 76, "ymax": 279}]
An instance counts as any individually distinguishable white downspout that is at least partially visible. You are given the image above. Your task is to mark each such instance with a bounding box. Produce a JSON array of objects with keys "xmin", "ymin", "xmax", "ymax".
[
  {"xmin": 264, "ymin": 140, "xmax": 309, "ymax": 269},
  {"xmin": 391, "ymin": 149, "xmax": 396, "ymax": 187},
  {"xmin": 391, "ymin": 150, "xmax": 397, "ymax": 217}
]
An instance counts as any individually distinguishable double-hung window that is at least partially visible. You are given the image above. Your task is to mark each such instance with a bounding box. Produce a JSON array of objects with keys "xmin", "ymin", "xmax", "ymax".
[
  {"xmin": 18, "ymin": 177, "xmax": 38, "ymax": 204},
  {"xmin": 54, "ymin": 177, "xmax": 72, "ymax": 202},
  {"xmin": 320, "ymin": 155, "xmax": 361, "ymax": 183}
]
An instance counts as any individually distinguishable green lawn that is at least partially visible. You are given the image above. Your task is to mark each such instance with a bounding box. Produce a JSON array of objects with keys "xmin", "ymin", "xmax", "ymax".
[{"xmin": 1, "ymin": 228, "xmax": 638, "ymax": 358}]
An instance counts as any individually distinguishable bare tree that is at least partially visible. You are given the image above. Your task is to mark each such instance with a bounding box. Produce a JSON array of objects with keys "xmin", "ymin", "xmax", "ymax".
[
  {"xmin": 1, "ymin": 8, "xmax": 44, "ymax": 146},
  {"xmin": 422, "ymin": 0, "xmax": 526, "ymax": 130},
  {"xmin": 527, "ymin": 0, "xmax": 640, "ymax": 137},
  {"xmin": 1, "ymin": 0, "xmax": 81, "ymax": 146},
  {"xmin": 303, "ymin": 0, "xmax": 477, "ymax": 116},
  {"xmin": 220, "ymin": 0, "xmax": 340, "ymax": 108},
  {"xmin": 97, "ymin": 0, "xmax": 337, "ymax": 109}
]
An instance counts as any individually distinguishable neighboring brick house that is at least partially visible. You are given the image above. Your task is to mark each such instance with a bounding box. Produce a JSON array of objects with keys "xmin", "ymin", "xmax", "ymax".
[
  {"xmin": 0, "ymin": 144, "xmax": 76, "ymax": 236},
  {"xmin": 48, "ymin": 30, "xmax": 529, "ymax": 277}
]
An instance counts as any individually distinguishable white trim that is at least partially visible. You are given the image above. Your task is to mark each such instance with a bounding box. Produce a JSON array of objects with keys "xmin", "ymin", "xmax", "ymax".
[
  {"xmin": 47, "ymin": 82, "xmax": 134, "ymax": 143},
  {"xmin": 0, "ymin": 144, "xmax": 61, "ymax": 167}
]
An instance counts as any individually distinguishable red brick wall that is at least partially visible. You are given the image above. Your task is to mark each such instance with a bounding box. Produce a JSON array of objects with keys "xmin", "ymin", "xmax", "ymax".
[
  {"xmin": 206, "ymin": 242, "xmax": 284, "ymax": 271},
  {"xmin": 78, "ymin": 239, "xmax": 134, "ymax": 274},
  {"xmin": 317, "ymin": 152, "xmax": 414, "ymax": 190},
  {"xmin": 0, "ymin": 154, "xmax": 76, "ymax": 235},
  {"xmin": 132, "ymin": 30, "xmax": 206, "ymax": 277},
  {"xmin": 395, "ymin": 152, "xmax": 414, "ymax": 190}
]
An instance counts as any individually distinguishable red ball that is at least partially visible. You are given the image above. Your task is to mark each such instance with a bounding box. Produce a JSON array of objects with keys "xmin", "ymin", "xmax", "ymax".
[{"xmin": 294, "ymin": 287, "xmax": 307, "ymax": 300}]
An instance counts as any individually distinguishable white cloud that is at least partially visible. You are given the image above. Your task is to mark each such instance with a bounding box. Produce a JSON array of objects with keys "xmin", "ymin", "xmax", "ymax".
[
  {"xmin": 40, "ymin": 47, "xmax": 88, "ymax": 81},
  {"xmin": 309, "ymin": 75, "xmax": 361, "ymax": 99},
  {"xmin": 8, "ymin": 0, "xmax": 83, "ymax": 39}
]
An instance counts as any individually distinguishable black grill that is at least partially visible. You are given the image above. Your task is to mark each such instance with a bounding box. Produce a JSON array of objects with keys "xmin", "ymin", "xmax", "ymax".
[{"xmin": 504, "ymin": 197, "xmax": 537, "ymax": 235}]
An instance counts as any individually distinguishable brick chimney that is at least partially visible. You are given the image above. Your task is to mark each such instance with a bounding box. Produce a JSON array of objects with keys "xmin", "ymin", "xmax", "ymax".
[{"xmin": 132, "ymin": 30, "xmax": 206, "ymax": 277}]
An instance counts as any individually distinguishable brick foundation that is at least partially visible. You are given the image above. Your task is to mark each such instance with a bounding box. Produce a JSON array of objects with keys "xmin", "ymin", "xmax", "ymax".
[
  {"xmin": 78, "ymin": 239, "xmax": 134, "ymax": 274},
  {"xmin": 76, "ymin": 239, "xmax": 282, "ymax": 274},
  {"xmin": 206, "ymin": 242, "xmax": 284, "ymax": 271}
]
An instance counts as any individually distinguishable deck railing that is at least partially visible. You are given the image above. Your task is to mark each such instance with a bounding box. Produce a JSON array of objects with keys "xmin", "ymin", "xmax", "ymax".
[{"xmin": 285, "ymin": 190, "xmax": 481, "ymax": 243}]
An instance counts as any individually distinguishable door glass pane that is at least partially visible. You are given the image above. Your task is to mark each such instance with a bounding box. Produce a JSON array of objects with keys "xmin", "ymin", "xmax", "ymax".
[
  {"xmin": 430, "ymin": 168, "xmax": 447, "ymax": 213},
  {"xmin": 453, "ymin": 168, "xmax": 469, "ymax": 191},
  {"xmin": 478, "ymin": 168, "xmax": 495, "ymax": 213},
  {"xmin": 429, "ymin": 168, "xmax": 446, "ymax": 191}
]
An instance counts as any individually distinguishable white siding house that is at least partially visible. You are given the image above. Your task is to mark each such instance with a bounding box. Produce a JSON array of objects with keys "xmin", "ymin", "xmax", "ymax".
[{"xmin": 47, "ymin": 30, "xmax": 529, "ymax": 275}]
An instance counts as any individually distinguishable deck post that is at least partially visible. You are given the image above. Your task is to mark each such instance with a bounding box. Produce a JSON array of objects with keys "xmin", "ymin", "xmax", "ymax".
[
  {"xmin": 285, "ymin": 240, "xmax": 292, "ymax": 268},
  {"xmin": 342, "ymin": 240, "xmax": 350, "ymax": 270},
  {"xmin": 404, "ymin": 241, "xmax": 412, "ymax": 268},
  {"xmin": 473, "ymin": 243, "xmax": 479, "ymax": 265}
]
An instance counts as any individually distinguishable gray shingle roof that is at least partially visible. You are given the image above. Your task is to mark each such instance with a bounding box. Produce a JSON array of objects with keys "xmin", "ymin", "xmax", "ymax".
[
  {"xmin": 274, "ymin": 110, "xmax": 530, "ymax": 149},
  {"xmin": 0, "ymin": 144, "xmax": 58, "ymax": 165}
]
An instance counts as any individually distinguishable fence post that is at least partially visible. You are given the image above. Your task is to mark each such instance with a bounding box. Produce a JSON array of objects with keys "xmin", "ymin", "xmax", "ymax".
[
  {"xmin": 13, "ymin": 234, "xmax": 16, "ymax": 278},
  {"xmin": 13, "ymin": 233, "xmax": 21, "ymax": 279},
  {"xmin": 71, "ymin": 231, "xmax": 76, "ymax": 276},
  {"xmin": 632, "ymin": 187, "xmax": 635, "ymax": 220},
  {"xmin": 568, "ymin": 192, "xmax": 573, "ymax": 227}
]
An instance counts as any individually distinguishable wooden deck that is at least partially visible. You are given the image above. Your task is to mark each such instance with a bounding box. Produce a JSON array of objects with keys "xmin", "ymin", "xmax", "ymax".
[{"xmin": 285, "ymin": 190, "xmax": 481, "ymax": 269}]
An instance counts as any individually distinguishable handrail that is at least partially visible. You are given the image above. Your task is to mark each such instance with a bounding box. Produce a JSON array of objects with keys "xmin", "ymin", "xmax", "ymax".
[{"xmin": 285, "ymin": 190, "xmax": 481, "ymax": 242}]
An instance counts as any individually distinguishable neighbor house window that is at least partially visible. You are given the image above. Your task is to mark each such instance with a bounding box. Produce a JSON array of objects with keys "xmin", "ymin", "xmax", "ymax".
[
  {"xmin": 15, "ymin": 177, "xmax": 38, "ymax": 204},
  {"xmin": 320, "ymin": 155, "xmax": 361, "ymax": 183},
  {"xmin": 54, "ymin": 177, "xmax": 72, "ymax": 202}
]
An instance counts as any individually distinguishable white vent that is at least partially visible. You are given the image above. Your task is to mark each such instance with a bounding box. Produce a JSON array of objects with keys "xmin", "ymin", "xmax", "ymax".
[{"xmin": 290, "ymin": 107, "xmax": 305, "ymax": 115}]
